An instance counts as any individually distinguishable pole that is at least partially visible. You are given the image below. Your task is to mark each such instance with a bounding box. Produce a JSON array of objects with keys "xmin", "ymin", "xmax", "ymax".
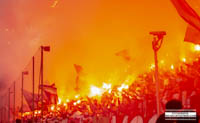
[
  {"xmin": 150, "ymin": 31, "xmax": 166, "ymax": 116},
  {"xmin": 13, "ymin": 82, "xmax": 15, "ymax": 122},
  {"xmin": 8, "ymin": 88, "xmax": 10, "ymax": 123},
  {"xmin": 1, "ymin": 105, "xmax": 3, "ymax": 123},
  {"xmin": 154, "ymin": 50, "xmax": 160, "ymax": 116},
  {"xmin": 32, "ymin": 56, "xmax": 35, "ymax": 123},
  {"xmin": 3, "ymin": 96, "xmax": 4, "ymax": 123},
  {"xmin": 0, "ymin": 108, "xmax": 1, "ymax": 123},
  {"xmin": 4, "ymin": 94, "xmax": 6, "ymax": 123},
  {"xmin": 2, "ymin": 104, "xmax": 5, "ymax": 123},
  {"xmin": 21, "ymin": 73, "xmax": 24, "ymax": 123},
  {"xmin": 41, "ymin": 46, "xmax": 44, "ymax": 121}
]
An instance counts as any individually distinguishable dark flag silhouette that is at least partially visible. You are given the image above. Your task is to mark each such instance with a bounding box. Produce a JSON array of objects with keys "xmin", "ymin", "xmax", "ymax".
[
  {"xmin": 23, "ymin": 89, "xmax": 39, "ymax": 111},
  {"xmin": 74, "ymin": 64, "xmax": 83, "ymax": 92},
  {"xmin": 171, "ymin": 0, "xmax": 200, "ymax": 44},
  {"xmin": 74, "ymin": 64, "xmax": 83, "ymax": 75},
  {"xmin": 40, "ymin": 83, "xmax": 57, "ymax": 94},
  {"xmin": 39, "ymin": 83, "xmax": 58, "ymax": 104},
  {"xmin": 115, "ymin": 49, "xmax": 131, "ymax": 62}
]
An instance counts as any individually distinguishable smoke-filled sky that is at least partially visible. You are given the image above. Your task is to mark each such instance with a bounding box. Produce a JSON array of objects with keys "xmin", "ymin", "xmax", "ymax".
[{"xmin": 0, "ymin": 0, "xmax": 200, "ymax": 98}]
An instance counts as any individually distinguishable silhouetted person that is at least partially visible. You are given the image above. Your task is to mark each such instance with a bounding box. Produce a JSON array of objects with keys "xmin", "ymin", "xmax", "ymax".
[
  {"xmin": 156, "ymin": 99, "xmax": 182, "ymax": 123},
  {"xmin": 16, "ymin": 119, "xmax": 21, "ymax": 123}
]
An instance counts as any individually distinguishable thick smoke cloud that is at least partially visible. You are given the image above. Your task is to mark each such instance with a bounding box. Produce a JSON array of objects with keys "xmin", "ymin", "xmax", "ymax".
[{"xmin": 0, "ymin": 0, "xmax": 199, "ymax": 98}]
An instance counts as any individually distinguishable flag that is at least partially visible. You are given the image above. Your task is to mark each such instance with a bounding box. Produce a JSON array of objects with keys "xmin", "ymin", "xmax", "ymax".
[
  {"xmin": 184, "ymin": 25, "xmax": 200, "ymax": 44},
  {"xmin": 39, "ymin": 83, "xmax": 58, "ymax": 104},
  {"xmin": 74, "ymin": 64, "xmax": 83, "ymax": 74},
  {"xmin": 23, "ymin": 90, "xmax": 39, "ymax": 111},
  {"xmin": 115, "ymin": 49, "xmax": 131, "ymax": 61},
  {"xmin": 171, "ymin": 0, "xmax": 200, "ymax": 31},
  {"xmin": 44, "ymin": 90, "xmax": 58, "ymax": 104},
  {"xmin": 39, "ymin": 83, "xmax": 57, "ymax": 95},
  {"xmin": 171, "ymin": 0, "xmax": 200, "ymax": 44}
]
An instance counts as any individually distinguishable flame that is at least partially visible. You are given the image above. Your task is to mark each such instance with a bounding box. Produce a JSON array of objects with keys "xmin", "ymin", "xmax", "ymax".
[
  {"xmin": 75, "ymin": 95, "xmax": 79, "ymax": 99},
  {"xmin": 57, "ymin": 107, "xmax": 61, "ymax": 111},
  {"xmin": 57, "ymin": 98, "xmax": 62, "ymax": 105},
  {"xmin": 181, "ymin": 57, "xmax": 186, "ymax": 62},
  {"xmin": 117, "ymin": 83, "xmax": 129, "ymax": 92},
  {"xmin": 194, "ymin": 45, "xmax": 200, "ymax": 51},
  {"xmin": 51, "ymin": 105, "xmax": 55, "ymax": 111},
  {"xmin": 150, "ymin": 64, "xmax": 155, "ymax": 70},
  {"xmin": 90, "ymin": 85, "xmax": 103, "ymax": 97},
  {"xmin": 23, "ymin": 112, "xmax": 31, "ymax": 116},
  {"xmin": 102, "ymin": 83, "xmax": 111, "ymax": 90},
  {"xmin": 77, "ymin": 100, "xmax": 81, "ymax": 104},
  {"xmin": 66, "ymin": 99, "xmax": 70, "ymax": 103},
  {"xmin": 170, "ymin": 65, "xmax": 174, "ymax": 70},
  {"xmin": 108, "ymin": 89, "xmax": 112, "ymax": 94}
]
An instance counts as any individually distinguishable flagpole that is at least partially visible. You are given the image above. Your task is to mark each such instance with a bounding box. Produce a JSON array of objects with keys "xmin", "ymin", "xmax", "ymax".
[
  {"xmin": 3, "ymin": 94, "xmax": 7, "ymax": 121},
  {"xmin": 154, "ymin": 49, "xmax": 160, "ymax": 116},
  {"xmin": 0, "ymin": 107, "xmax": 1, "ymax": 123},
  {"xmin": 8, "ymin": 88, "xmax": 10, "ymax": 123},
  {"xmin": 21, "ymin": 71, "xmax": 28, "ymax": 123},
  {"xmin": 3, "ymin": 95, "xmax": 5, "ymax": 123},
  {"xmin": 40, "ymin": 46, "xmax": 50, "ymax": 122},
  {"xmin": 21, "ymin": 73, "xmax": 24, "ymax": 123},
  {"xmin": 150, "ymin": 31, "xmax": 166, "ymax": 117},
  {"xmin": 13, "ymin": 82, "xmax": 15, "ymax": 122},
  {"xmin": 41, "ymin": 46, "xmax": 44, "ymax": 122},
  {"xmin": 32, "ymin": 56, "xmax": 35, "ymax": 123}
]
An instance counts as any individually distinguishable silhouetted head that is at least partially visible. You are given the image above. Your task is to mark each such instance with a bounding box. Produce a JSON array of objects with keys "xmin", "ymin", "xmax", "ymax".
[
  {"xmin": 166, "ymin": 99, "xmax": 182, "ymax": 109},
  {"xmin": 16, "ymin": 119, "xmax": 21, "ymax": 123}
]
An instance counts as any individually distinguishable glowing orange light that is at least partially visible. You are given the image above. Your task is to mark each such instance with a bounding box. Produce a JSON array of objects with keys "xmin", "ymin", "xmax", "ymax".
[
  {"xmin": 66, "ymin": 99, "xmax": 70, "ymax": 102},
  {"xmin": 51, "ymin": 105, "xmax": 55, "ymax": 111},
  {"xmin": 90, "ymin": 85, "xmax": 103, "ymax": 96},
  {"xmin": 124, "ymin": 84, "xmax": 129, "ymax": 89},
  {"xmin": 24, "ymin": 112, "xmax": 31, "ymax": 116},
  {"xmin": 108, "ymin": 89, "xmax": 112, "ymax": 94},
  {"xmin": 57, "ymin": 98, "xmax": 62, "ymax": 105},
  {"xmin": 117, "ymin": 84, "xmax": 129, "ymax": 92},
  {"xmin": 150, "ymin": 64, "xmax": 155, "ymax": 70},
  {"xmin": 73, "ymin": 102, "xmax": 77, "ymax": 105},
  {"xmin": 194, "ymin": 45, "xmax": 200, "ymax": 51},
  {"xmin": 181, "ymin": 58, "xmax": 186, "ymax": 62},
  {"xmin": 170, "ymin": 65, "xmax": 174, "ymax": 70},
  {"xmin": 57, "ymin": 107, "xmax": 61, "ymax": 111},
  {"xmin": 102, "ymin": 83, "xmax": 111, "ymax": 90},
  {"xmin": 118, "ymin": 87, "xmax": 122, "ymax": 92},
  {"xmin": 64, "ymin": 103, "xmax": 67, "ymax": 106},
  {"xmin": 34, "ymin": 110, "xmax": 38, "ymax": 115},
  {"xmin": 75, "ymin": 95, "xmax": 79, "ymax": 99},
  {"xmin": 160, "ymin": 60, "xmax": 165, "ymax": 64},
  {"xmin": 77, "ymin": 100, "xmax": 81, "ymax": 104}
]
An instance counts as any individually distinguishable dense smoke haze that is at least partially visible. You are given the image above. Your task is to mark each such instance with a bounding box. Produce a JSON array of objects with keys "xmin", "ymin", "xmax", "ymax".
[{"xmin": 0, "ymin": 0, "xmax": 199, "ymax": 99}]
